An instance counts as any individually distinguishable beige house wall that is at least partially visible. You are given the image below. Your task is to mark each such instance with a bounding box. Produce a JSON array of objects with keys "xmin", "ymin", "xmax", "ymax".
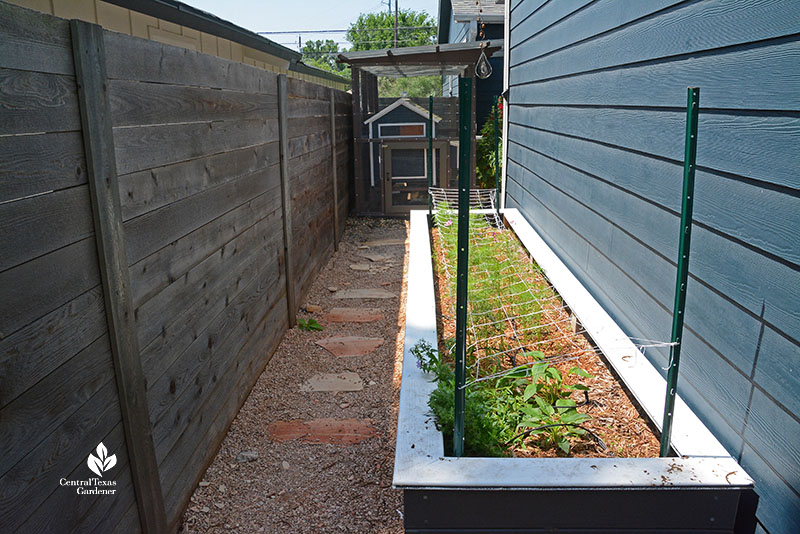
[{"xmin": 7, "ymin": 0, "xmax": 347, "ymax": 90}]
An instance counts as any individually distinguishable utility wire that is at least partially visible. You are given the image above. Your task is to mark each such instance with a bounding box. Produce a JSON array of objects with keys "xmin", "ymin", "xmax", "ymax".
[{"xmin": 260, "ymin": 26, "xmax": 435, "ymax": 35}]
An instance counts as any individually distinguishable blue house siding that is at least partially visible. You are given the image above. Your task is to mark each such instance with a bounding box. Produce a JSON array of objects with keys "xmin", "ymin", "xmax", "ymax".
[{"xmin": 505, "ymin": 1, "xmax": 800, "ymax": 533}]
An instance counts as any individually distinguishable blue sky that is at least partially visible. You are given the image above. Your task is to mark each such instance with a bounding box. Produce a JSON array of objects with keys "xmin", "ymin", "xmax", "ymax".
[{"xmin": 181, "ymin": 0, "xmax": 441, "ymax": 52}]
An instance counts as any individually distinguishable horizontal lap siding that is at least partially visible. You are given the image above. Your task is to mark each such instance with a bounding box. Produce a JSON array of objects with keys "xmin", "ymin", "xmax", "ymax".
[
  {"xmin": 507, "ymin": 1, "xmax": 800, "ymax": 533},
  {"xmin": 0, "ymin": 5, "xmax": 138, "ymax": 533},
  {"xmin": 1, "ymin": 3, "xmax": 353, "ymax": 532}
]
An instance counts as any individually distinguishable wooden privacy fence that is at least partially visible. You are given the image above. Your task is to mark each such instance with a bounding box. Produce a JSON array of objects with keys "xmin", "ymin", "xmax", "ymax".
[{"xmin": 0, "ymin": 4, "xmax": 352, "ymax": 533}]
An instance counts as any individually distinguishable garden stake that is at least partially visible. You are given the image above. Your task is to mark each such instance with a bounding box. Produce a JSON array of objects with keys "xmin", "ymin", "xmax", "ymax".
[
  {"xmin": 454, "ymin": 76, "xmax": 472, "ymax": 457},
  {"xmin": 494, "ymin": 95, "xmax": 500, "ymax": 216},
  {"xmin": 660, "ymin": 87, "xmax": 699, "ymax": 457},
  {"xmin": 428, "ymin": 95, "xmax": 434, "ymax": 216}
]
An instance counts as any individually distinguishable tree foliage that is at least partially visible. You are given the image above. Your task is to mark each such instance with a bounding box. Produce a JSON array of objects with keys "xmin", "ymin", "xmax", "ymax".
[
  {"xmin": 476, "ymin": 97, "xmax": 503, "ymax": 189},
  {"xmin": 346, "ymin": 9, "xmax": 435, "ymax": 51},
  {"xmin": 301, "ymin": 39, "xmax": 347, "ymax": 76}
]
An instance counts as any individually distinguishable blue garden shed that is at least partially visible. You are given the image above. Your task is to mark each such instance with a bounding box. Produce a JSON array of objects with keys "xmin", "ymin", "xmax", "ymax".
[{"xmin": 502, "ymin": 1, "xmax": 800, "ymax": 533}]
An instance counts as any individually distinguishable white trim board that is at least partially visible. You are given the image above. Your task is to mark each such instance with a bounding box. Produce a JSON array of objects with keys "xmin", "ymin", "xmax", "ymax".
[{"xmin": 364, "ymin": 98, "xmax": 442, "ymax": 124}]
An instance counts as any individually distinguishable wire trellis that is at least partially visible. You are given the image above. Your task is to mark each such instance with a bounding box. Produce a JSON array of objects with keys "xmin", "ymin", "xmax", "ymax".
[{"xmin": 429, "ymin": 187, "xmax": 672, "ymax": 389}]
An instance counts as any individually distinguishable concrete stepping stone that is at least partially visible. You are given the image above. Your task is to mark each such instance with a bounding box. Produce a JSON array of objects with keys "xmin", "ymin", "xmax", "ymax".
[
  {"xmin": 362, "ymin": 238, "xmax": 405, "ymax": 247},
  {"xmin": 333, "ymin": 288, "xmax": 396, "ymax": 299},
  {"xmin": 359, "ymin": 252, "xmax": 389, "ymax": 262},
  {"xmin": 326, "ymin": 308, "xmax": 384, "ymax": 323},
  {"xmin": 349, "ymin": 263, "xmax": 371, "ymax": 271},
  {"xmin": 315, "ymin": 336, "xmax": 384, "ymax": 356},
  {"xmin": 300, "ymin": 372, "xmax": 363, "ymax": 392},
  {"xmin": 268, "ymin": 419, "xmax": 377, "ymax": 445}
]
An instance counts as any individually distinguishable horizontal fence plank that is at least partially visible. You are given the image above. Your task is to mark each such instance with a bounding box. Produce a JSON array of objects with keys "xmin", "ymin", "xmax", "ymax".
[
  {"xmin": 0, "ymin": 2, "xmax": 73, "ymax": 75},
  {"xmin": 0, "ymin": 334, "xmax": 115, "ymax": 478},
  {"xmin": 129, "ymin": 188, "xmax": 278, "ymax": 307},
  {"xmin": 0, "ymin": 286, "xmax": 106, "ymax": 408},
  {"xmin": 119, "ymin": 141, "xmax": 279, "ymax": 222},
  {"xmin": 104, "ymin": 31, "xmax": 278, "ymax": 93},
  {"xmin": 509, "ymin": 39, "xmax": 800, "ymax": 111},
  {"xmin": 109, "ymin": 79, "xmax": 278, "ymax": 127},
  {"xmin": 512, "ymin": 0, "xmax": 800, "ymax": 83},
  {"xmin": 0, "ymin": 69, "xmax": 80, "ymax": 135},
  {"xmin": 0, "ymin": 185, "xmax": 94, "ymax": 273},
  {"xmin": 113, "ymin": 117, "xmax": 280, "ymax": 175},
  {"xmin": 0, "ymin": 380, "xmax": 125, "ymax": 532},
  {"xmin": 123, "ymin": 164, "xmax": 280, "ymax": 264},
  {"xmin": 287, "ymin": 96, "xmax": 329, "ymax": 118},
  {"xmin": 0, "ymin": 131, "xmax": 86, "ymax": 203},
  {"xmin": 0, "ymin": 237, "xmax": 100, "ymax": 338}
]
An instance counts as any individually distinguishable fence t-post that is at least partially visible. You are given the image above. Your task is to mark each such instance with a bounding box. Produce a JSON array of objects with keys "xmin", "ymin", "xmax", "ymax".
[
  {"xmin": 660, "ymin": 87, "xmax": 700, "ymax": 457},
  {"xmin": 454, "ymin": 76, "xmax": 473, "ymax": 457},
  {"xmin": 428, "ymin": 94, "xmax": 434, "ymax": 215}
]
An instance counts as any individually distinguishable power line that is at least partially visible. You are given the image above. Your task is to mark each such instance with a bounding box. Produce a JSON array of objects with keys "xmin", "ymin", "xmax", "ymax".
[{"xmin": 259, "ymin": 26, "xmax": 435, "ymax": 35}]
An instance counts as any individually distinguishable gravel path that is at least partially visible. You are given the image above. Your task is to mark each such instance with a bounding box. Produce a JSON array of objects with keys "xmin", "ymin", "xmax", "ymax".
[{"xmin": 179, "ymin": 217, "xmax": 409, "ymax": 534}]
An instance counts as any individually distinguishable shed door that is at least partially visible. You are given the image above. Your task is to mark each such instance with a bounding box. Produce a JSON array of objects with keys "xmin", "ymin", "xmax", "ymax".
[{"xmin": 382, "ymin": 141, "xmax": 447, "ymax": 215}]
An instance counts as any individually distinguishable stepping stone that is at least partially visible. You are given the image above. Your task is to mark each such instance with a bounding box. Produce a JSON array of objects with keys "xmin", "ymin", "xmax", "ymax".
[
  {"xmin": 268, "ymin": 419, "xmax": 377, "ymax": 445},
  {"xmin": 359, "ymin": 253, "xmax": 389, "ymax": 262},
  {"xmin": 305, "ymin": 304, "xmax": 323, "ymax": 313},
  {"xmin": 327, "ymin": 308, "xmax": 384, "ymax": 323},
  {"xmin": 315, "ymin": 336, "xmax": 384, "ymax": 356},
  {"xmin": 349, "ymin": 263, "xmax": 371, "ymax": 271},
  {"xmin": 333, "ymin": 288, "xmax": 396, "ymax": 299},
  {"xmin": 300, "ymin": 372, "xmax": 363, "ymax": 392},
  {"xmin": 362, "ymin": 238, "xmax": 405, "ymax": 247}
]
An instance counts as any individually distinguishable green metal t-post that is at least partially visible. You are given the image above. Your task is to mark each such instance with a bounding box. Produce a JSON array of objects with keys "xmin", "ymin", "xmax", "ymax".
[
  {"xmin": 428, "ymin": 95, "xmax": 434, "ymax": 215},
  {"xmin": 454, "ymin": 76, "xmax": 472, "ymax": 457},
  {"xmin": 660, "ymin": 87, "xmax": 700, "ymax": 457},
  {"xmin": 493, "ymin": 96, "xmax": 500, "ymax": 213}
]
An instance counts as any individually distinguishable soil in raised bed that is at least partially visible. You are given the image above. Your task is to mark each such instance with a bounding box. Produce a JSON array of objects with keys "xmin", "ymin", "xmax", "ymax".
[{"xmin": 430, "ymin": 220, "xmax": 661, "ymax": 459}]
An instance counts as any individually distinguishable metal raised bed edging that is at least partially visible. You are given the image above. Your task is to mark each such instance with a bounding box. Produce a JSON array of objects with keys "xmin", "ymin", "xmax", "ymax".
[{"xmin": 393, "ymin": 209, "xmax": 755, "ymax": 531}]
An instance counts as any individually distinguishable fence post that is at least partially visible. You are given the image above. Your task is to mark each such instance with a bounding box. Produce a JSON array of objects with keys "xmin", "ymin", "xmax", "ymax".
[
  {"xmin": 329, "ymin": 87, "xmax": 340, "ymax": 251},
  {"xmin": 278, "ymin": 74, "xmax": 296, "ymax": 327},
  {"xmin": 70, "ymin": 20, "xmax": 168, "ymax": 534}
]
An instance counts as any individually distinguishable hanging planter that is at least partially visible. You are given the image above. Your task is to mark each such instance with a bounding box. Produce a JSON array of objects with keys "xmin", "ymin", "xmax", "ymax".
[{"xmin": 394, "ymin": 210, "xmax": 756, "ymax": 533}]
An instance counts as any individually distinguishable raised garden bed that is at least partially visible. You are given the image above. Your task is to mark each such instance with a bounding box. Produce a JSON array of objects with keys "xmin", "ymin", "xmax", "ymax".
[{"xmin": 393, "ymin": 209, "xmax": 756, "ymax": 533}]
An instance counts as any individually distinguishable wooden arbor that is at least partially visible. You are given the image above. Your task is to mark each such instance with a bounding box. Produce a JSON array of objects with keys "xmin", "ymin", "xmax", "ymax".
[{"xmin": 338, "ymin": 41, "xmax": 502, "ymax": 215}]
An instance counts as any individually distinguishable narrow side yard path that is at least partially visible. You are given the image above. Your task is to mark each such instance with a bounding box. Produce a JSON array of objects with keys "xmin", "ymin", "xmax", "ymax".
[{"xmin": 179, "ymin": 218, "xmax": 408, "ymax": 534}]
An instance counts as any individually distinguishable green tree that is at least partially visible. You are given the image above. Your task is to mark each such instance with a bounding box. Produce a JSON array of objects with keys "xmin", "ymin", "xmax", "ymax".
[
  {"xmin": 301, "ymin": 39, "xmax": 347, "ymax": 76},
  {"xmin": 476, "ymin": 97, "xmax": 503, "ymax": 189},
  {"xmin": 346, "ymin": 9, "xmax": 435, "ymax": 51},
  {"xmin": 346, "ymin": 9, "xmax": 438, "ymax": 97}
]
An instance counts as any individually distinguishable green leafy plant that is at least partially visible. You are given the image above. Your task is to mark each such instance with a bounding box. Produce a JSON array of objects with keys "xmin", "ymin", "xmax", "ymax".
[
  {"xmin": 517, "ymin": 396, "xmax": 592, "ymax": 454},
  {"xmin": 297, "ymin": 318, "xmax": 323, "ymax": 331},
  {"xmin": 476, "ymin": 97, "xmax": 503, "ymax": 189},
  {"xmin": 524, "ymin": 364, "xmax": 592, "ymax": 405}
]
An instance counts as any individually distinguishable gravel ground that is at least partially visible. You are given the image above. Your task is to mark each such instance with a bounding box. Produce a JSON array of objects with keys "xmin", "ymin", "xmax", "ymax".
[{"xmin": 179, "ymin": 217, "xmax": 409, "ymax": 534}]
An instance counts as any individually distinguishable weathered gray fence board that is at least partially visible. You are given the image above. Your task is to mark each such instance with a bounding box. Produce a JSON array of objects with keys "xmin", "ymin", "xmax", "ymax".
[
  {"xmin": 1, "ymin": 4, "xmax": 351, "ymax": 531},
  {"xmin": 0, "ymin": 2, "xmax": 73, "ymax": 75},
  {"xmin": 509, "ymin": 40, "xmax": 800, "ymax": 111},
  {"xmin": 104, "ymin": 31, "xmax": 278, "ymax": 93},
  {"xmin": 0, "ymin": 69, "xmax": 80, "ymax": 135},
  {"xmin": 128, "ymin": 190, "xmax": 278, "ymax": 308},
  {"xmin": 110, "ymin": 79, "xmax": 279, "ymax": 127},
  {"xmin": 0, "ymin": 131, "xmax": 86, "ymax": 203},
  {"xmin": 123, "ymin": 165, "xmax": 280, "ymax": 265},
  {"xmin": 514, "ymin": 0, "xmax": 800, "ymax": 83},
  {"xmin": 0, "ymin": 286, "xmax": 105, "ymax": 408},
  {"xmin": 0, "ymin": 185, "xmax": 94, "ymax": 273},
  {"xmin": 119, "ymin": 142, "xmax": 280, "ymax": 222},
  {"xmin": 113, "ymin": 118, "xmax": 280, "ymax": 175},
  {"xmin": 0, "ymin": 237, "xmax": 100, "ymax": 337}
]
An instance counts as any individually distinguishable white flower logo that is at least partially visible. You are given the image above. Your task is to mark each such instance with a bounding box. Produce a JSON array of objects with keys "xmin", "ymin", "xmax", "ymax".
[{"xmin": 87, "ymin": 442, "xmax": 117, "ymax": 477}]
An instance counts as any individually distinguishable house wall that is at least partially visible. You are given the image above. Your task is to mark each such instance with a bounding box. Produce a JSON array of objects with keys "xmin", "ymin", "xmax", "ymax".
[
  {"xmin": 505, "ymin": 1, "xmax": 799, "ymax": 533},
  {"xmin": 0, "ymin": 3, "xmax": 351, "ymax": 532},
  {"xmin": 4, "ymin": 0, "xmax": 348, "ymax": 90}
]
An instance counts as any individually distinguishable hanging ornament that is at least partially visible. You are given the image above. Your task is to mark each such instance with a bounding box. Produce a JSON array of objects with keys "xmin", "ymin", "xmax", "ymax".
[{"xmin": 475, "ymin": 49, "xmax": 492, "ymax": 79}]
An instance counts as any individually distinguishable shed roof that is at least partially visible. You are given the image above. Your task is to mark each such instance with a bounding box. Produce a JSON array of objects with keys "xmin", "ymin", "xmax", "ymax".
[
  {"xmin": 338, "ymin": 40, "xmax": 502, "ymax": 78},
  {"xmin": 364, "ymin": 99, "xmax": 443, "ymax": 124}
]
